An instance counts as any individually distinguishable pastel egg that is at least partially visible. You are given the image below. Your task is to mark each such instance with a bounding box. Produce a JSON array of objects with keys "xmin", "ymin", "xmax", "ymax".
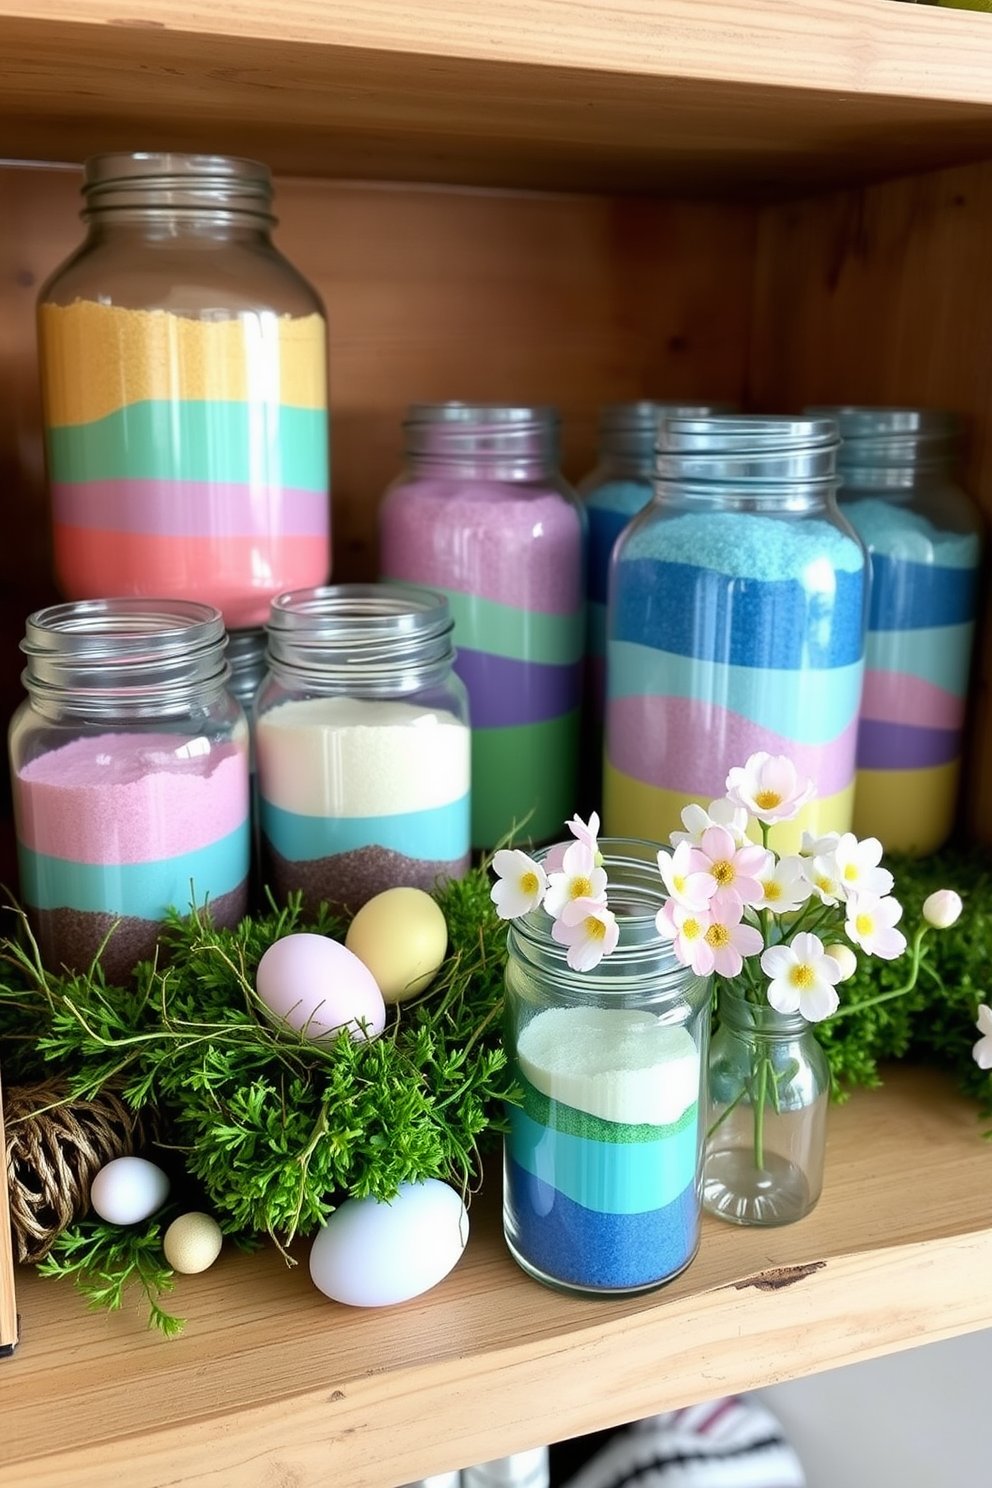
[
  {"xmin": 308, "ymin": 1178, "xmax": 469, "ymax": 1307},
  {"xmin": 345, "ymin": 887, "xmax": 448, "ymax": 1004},
  {"xmin": 163, "ymin": 1211, "xmax": 224, "ymax": 1274},
  {"xmin": 90, "ymin": 1155, "xmax": 170, "ymax": 1226},
  {"xmin": 255, "ymin": 932, "xmax": 386, "ymax": 1043}
]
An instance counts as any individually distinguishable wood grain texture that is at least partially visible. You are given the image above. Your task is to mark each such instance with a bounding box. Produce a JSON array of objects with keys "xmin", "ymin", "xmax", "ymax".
[
  {"xmin": 3, "ymin": 1066, "xmax": 991, "ymax": 1487},
  {"xmin": 750, "ymin": 159, "xmax": 992, "ymax": 840},
  {"xmin": 6, "ymin": 2, "xmax": 992, "ymax": 190}
]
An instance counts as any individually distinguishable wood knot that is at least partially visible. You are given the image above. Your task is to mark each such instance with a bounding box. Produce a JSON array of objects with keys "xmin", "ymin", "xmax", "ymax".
[{"xmin": 733, "ymin": 1261, "xmax": 826, "ymax": 1292}]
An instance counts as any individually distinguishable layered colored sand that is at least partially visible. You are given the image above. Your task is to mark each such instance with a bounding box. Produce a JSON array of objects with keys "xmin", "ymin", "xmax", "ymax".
[
  {"xmin": 605, "ymin": 509, "xmax": 866, "ymax": 843},
  {"xmin": 13, "ymin": 730, "xmax": 250, "ymax": 979},
  {"xmin": 583, "ymin": 478, "xmax": 652, "ymax": 721},
  {"xmin": 503, "ymin": 1007, "xmax": 701, "ymax": 1293},
  {"xmin": 379, "ymin": 480, "xmax": 585, "ymax": 848},
  {"xmin": 39, "ymin": 300, "xmax": 330, "ymax": 628},
  {"xmin": 843, "ymin": 498, "xmax": 981, "ymax": 854},
  {"xmin": 256, "ymin": 695, "xmax": 471, "ymax": 914}
]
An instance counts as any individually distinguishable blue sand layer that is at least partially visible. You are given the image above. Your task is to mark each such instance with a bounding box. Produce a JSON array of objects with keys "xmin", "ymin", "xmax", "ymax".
[
  {"xmin": 611, "ymin": 560, "xmax": 865, "ymax": 669},
  {"xmin": 507, "ymin": 1105, "xmax": 698, "ymax": 1214},
  {"xmin": 586, "ymin": 495, "xmax": 647, "ymax": 605},
  {"xmin": 454, "ymin": 649, "xmax": 582, "ymax": 728},
  {"xmin": 504, "ymin": 1154, "xmax": 699, "ymax": 1291},
  {"xmin": 866, "ymin": 622, "xmax": 975, "ymax": 693},
  {"xmin": 18, "ymin": 822, "xmax": 249, "ymax": 917},
  {"xmin": 259, "ymin": 795, "xmax": 470, "ymax": 862},
  {"xmin": 607, "ymin": 640, "xmax": 863, "ymax": 743},
  {"xmin": 866, "ymin": 553, "xmax": 980, "ymax": 632},
  {"xmin": 857, "ymin": 718, "xmax": 961, "ymax": 770}
]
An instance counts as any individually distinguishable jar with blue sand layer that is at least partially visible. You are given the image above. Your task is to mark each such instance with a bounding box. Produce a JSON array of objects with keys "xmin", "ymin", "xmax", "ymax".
[
  {"xmin": 807, "ymin": 407, "xmax": 983, "ymax": 857},
  {"xmin": 502, "ymin": 838, "xmax": 711, "ymax": 1297},
  {"xmin": 604, "ymin": 415, "xmax": 868, "ymax": 850}
]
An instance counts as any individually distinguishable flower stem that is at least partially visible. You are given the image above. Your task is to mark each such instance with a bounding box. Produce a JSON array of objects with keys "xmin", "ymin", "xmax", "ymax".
[
  {"xmin": 753, "ymin": 1054, "xmax": 767, "ymax": 1169},
  {"xmin": 828, "ymin": 925, "xmax": 928, "ymax": 1022}
]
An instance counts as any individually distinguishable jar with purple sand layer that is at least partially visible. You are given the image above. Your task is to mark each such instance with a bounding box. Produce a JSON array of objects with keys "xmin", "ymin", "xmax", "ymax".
[
  {"xmin": 502, "ymin": 838, "xmax": 711, "ymax": 1297},
  {"xmin": 8, "ymin": 599, "xmax": 250, "ymax": 983},
  {"xmin": 37, "ymin": 152, "xmax": 330, "ymax": 630},
  {"xmin": 378, "ymin": 403, "xmax": 585, "ymax": 851},
  {"xmin": 604, "ymin": 415, "xmax": 868, "ymax": 852},
  {"xmin": 255, "ymin": 583, "xmax": 471, "ymax": 916},
  {"xmin": 806, "ymin": 406, "xmax": 983, "ymax": 857}
]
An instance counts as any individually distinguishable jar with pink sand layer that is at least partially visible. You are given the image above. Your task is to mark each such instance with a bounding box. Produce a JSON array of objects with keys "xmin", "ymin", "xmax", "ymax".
[
  {"xmin": 378, "ymin": 403, "xmax": 586, "ymax": 851},
  {"xmin": 37, "ymin": 152, "xmax": 330, "ymax": 629},
  {"xmin": 8, "ymin": 599, "xmax": 251, "ymax": 983}
]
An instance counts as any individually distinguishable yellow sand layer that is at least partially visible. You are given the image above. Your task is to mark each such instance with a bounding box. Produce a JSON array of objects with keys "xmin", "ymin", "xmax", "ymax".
[
  {"xmin": 39, "ymin": 299, "xmax": 327, "ymax": 425},
  {"xmin": 853, "ymin": 761, "xmax": 961, "ymax": 858},
  {"xmin": 602, "ymin": 760, "xmax": 855, "ymax": 854}
]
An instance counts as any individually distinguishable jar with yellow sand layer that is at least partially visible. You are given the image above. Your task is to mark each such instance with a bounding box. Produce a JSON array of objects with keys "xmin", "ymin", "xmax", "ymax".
[{"xmin": 37, "ymin": 152, "xmax": 330, "ymax": 630}]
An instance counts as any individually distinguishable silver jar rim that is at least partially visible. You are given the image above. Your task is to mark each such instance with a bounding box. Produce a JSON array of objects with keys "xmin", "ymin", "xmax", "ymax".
[{"xmin": 81, "ymin": 151, "xmax": 274, "ymax": 221}]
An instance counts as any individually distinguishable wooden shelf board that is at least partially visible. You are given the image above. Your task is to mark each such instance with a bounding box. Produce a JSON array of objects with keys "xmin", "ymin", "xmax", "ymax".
[
  {"xmin": 6, "ymin": 3, "xmax": 992, "ymax": 191},
  {"xmin": 3, "ymin": 1064, "xmax": 992, "ymax": 1488}
]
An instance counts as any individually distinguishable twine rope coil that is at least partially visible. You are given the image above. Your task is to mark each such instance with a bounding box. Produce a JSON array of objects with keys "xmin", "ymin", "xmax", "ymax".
[{"xmin": 3, "ymin": 1079, "xmax": 157, "ymax": 1263}]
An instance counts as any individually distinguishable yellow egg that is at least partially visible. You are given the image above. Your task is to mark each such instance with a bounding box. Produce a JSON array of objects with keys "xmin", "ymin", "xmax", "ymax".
[
  {"xmin": 345, "ymin": 887, "xmax": 448, "ymax": 1004},
  {"xmin": 163, "ymin": 1211, "xmax": 224, "ymax": 1275}
]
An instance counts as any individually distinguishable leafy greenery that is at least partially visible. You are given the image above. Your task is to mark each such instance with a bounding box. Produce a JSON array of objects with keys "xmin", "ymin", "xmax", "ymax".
[{"xmin": 37, "ymin": 1212, "xmax": 185, "ymax": 1338}]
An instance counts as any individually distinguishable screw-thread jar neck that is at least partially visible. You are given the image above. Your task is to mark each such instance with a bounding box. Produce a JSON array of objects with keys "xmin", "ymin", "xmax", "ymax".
[
  {"xmin": 654, "ymin": 414, "xmax": 841, "ymax": 511},
  {"xmin": 80, "ymin": 152, "xmax": 275, "ymax": 229},
  {"xmin": 717, "ymin": 980, "xmax": 810, "ymax": 1038},
  {"xmin": 20, "ymin": 599, "xmax": 230, "ymax": 721},
  {"xmin": 264, "ymin": 583, "xmax": 455, "ymax": 695},
  {"xmin": 402, "ymin": 402, "xmax": 560, "ymax": 481},
  {"xmin": 807, "ymin": 406, "xmax": 960, "ymax": 492},
  {"xmin": 598, "ymin": 401, "xmax": 735, "ymax": 475}
]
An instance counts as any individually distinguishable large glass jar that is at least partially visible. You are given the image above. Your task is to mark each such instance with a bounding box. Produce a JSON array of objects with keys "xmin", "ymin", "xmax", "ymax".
[
  {"xmin": 8, "ymin": 598, "xmax": 250, "ymax": 983},
  {"xmin": 255, "ymin": 582, "xmax": 471, "ymax": 916},
  {"xmin": 808, "ymin": 406, "xmax": 984, "ymax": 856},
  {"xmin": 704, "ymin": 984, "xmax": 830, "ymax": 1227},
  {"xmin": 37, "ymin": 152, "xmax": 330, "ymax": 630},
  {"xmin": 502, "ymin": 839, "xmax": 711, "ymax": 1297},
  {"xmin": 378, "ymin": 403, "xmax": 585, "ymax": 851},
  {"xmin": 604, "ymin": 415, "xmax": 868, "ymax": 851}
]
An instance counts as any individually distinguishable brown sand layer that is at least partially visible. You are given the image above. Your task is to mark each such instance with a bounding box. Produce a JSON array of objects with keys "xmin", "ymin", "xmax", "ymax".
[{"xmin": 261, "ymin": 842, "xmax": 471, "ymax": 918}]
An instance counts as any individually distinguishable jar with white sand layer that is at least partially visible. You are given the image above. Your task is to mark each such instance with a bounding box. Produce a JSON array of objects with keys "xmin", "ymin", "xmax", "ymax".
[
  {"xmin": 502, "ymin": 838, "xmax": 711, "ymax": 1297},
  {"xmin": 255, "ymin": 583, "xmax": 471, "ymax": 915}
]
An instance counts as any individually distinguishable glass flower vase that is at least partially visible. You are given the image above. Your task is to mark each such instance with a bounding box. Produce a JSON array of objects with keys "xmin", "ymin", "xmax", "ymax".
[{"xmin": 703, "ymin": 983, "xmax": 830, "ymax": 1227}]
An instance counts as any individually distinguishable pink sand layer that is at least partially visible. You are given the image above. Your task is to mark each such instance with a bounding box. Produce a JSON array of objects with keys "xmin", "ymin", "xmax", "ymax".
[
  {"xmin": 15, "ymin": 733, "xmax": 249, "ymax": 863},
  {"xmin": 860, "ymin": 669, "xmax": 965, "ymax": 729},
  {"xmin": 606, "ymin": 693, "xmax": 858, "ymax": 798}
]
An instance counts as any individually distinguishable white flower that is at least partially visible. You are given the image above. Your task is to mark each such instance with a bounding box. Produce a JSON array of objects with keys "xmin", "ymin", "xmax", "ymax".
[
  {"xmin": 761, "ymin": 932, "xmax": 843, "ymax": 1022},
  {"xmin": 754, "ymin": 853, "xmax": 813, "ymax": 915},
  {"xmin": 551, "ymin": 897, "xmax": 619, "ymax": 971},
  {"xmin": 490, "ymin": 848, "xmax": 548, "ymax": 920},
  {"xmin": 544, "ymin": 839, "xmax": 609, "ymax": 918},
  {"xmin": 833, "ymin": 832, "xmax": 894, "ymax": 900},
  {"xmin": 923, "ymin": 889, "xmax": 963, "ymax": 930},
  {"xmin": 725, "ymin": 752, "xmax": 816, "ymax": 825},
  {"xmin": 656, "ymin": 899, "xmax": 715, "ymax": 977},
  {"xmin": 656, "ymin": 841, "xmax": 717, "ymax": 913},
  {"xmin": 566, "ymin": 810, "xmax": 601, "ymax": 857},
  {"xmin": 670, "ymin": 797, "xmax": 750, "ymax": 848},
  {"xmin": 824, "ymin": 942, "xmax": 858, "ymax": 982},
  {"xmin": 800, "ymin": 829, "xmax": 840, "ymax": 858},
  {"xmin": 972, "ymin": 1005, "xmax": 992, "ymax": 1070},
  {"xmin": 845, "ymin": 891, "xmax": 907, "ymax": 961},
  {"xmin": 803, "ymin": 846, "xmax": 845, "ymax": 906}
]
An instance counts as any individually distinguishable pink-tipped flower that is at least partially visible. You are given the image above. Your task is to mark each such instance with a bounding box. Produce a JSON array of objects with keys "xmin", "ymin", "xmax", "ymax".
[
  {"xmin": 566, "ymin": 811, "xmax": 601, "ymax": 857},
  {"xmin": 656, "ymin": 900, "xmax": 716, "ymax": 977},
  {"xmin": 696, "ymin": 824, "xmax": 772, "ymax": 915},
  {"xmin": 761, "ymin": 932, "xmax": 843, "ymax": 1022},
  {"xmin": 700, "ymin": 904, "xmax": 765, "ymax": 978},
  {"xmin": 972, "ymin": 1005, "xmax": 992, "ymax": 1070},
  {"xmin": 551, "ymin": 896, "xmax": 619, "ymax": 971},
  {"xmin": 544, "ymin": 839, "xmax": 609, "ymax": 918},
  {"xmin": 657, "ymin": 841, "xmax": 718, "ymax": 913},
  {"xmin": 490, "ymin": 849, "xmax": 549, "ymax": 920},
  {"xmin": 923, "ymin": 889, "xmax": 963, "ymax": 930},
  {"xmin": 725, "ymin": 752, "xmax": 816, "ymax": 825},
  {"xmin": 845, "ymin": 891, "xmax": 907, "ymax": 961}
]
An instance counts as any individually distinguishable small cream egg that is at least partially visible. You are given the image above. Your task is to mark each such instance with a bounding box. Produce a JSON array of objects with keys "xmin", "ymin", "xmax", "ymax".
[
  {"xmin": 308, "ymin": 1178, "xmax": 469, "ymax": 1307},
  {"xmin": 163, "ymin": 1211, "xmax": 224, "ymax": 1274},
  {"xmin": 344, "ymin": 887, "xmax": 448, "ymax": 1005},
  {"xmin": 255, "ymin": 932, "xmax": 386, "ymax": 1043},
  {"xmin": 90, "ymin": 1156, "xmax": 170, "ymax": 1226}
]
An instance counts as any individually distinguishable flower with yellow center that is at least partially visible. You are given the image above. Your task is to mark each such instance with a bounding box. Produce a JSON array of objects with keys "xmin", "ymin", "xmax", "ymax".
[{"xmin": 760, "ymin": 932, "xmax": 843, "ymax": 1021}]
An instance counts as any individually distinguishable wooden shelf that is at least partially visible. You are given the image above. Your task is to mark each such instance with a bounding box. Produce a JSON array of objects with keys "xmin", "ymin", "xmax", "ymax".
[
  {"xmin": 3, "ymin": 1065, "xmax": 991, "ymax": 1488},
  {"xmin": 7, "ymin": 1, "xmax": 992, "ymax": 192}
]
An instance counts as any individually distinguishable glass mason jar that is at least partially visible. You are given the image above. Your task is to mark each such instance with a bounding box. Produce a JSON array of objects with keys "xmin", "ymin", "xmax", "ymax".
[
  {"xmin": 37, "ymin": 152, "xmax": 330, "ymax": 630},
  {"xmin": 502, "ymin": 839, "xmax": 711, "ymax": 1297},
  {"xmin": 8, "ymin": 598, "xmax": 251, "ymax": 983},
  {"xmin": 255, "ymin": 582, "xmax": 471, "ymax": 916},
  {"xmin": 807, "ymin": 407, "xmax": 984, "ymax": 856},
  {"xmin": 704, "ymin": 984, "xmax": 830, "ymax": 1227},
  {"xmin": 378, "ymin": 403, "xmax": 585, "ymax": 851},
  {"xmin": 604, "ymin": 415, "xmax": 868, "ymax": 851}
]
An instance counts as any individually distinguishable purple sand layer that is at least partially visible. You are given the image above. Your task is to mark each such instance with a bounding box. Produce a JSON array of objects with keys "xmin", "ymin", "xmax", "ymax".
[
  {"xmin": 28, "ymin": 879, "xmax": 249, "ymax": 983},
  {"xmin": 263, "ymin": 842, "xmax": 472, "ymax": 917},
  {"xmin": 504, "ymin": 1155, "xmax": 699, "ymax": 1292}
]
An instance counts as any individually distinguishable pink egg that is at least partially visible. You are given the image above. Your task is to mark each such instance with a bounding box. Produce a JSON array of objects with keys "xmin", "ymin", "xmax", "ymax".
[{"xmin": 255, "ymin": 933, "xmax": 386, "ymax": 1043}]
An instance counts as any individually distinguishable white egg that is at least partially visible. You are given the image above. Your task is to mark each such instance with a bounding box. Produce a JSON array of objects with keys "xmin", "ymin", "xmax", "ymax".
[
  {"xmin": 90, "ymin": 1155, "xmax": 170, "ymax": 1225},
  {"xmin": 163, "ymin": 1211, "xmax": 224, "ymax": 1274},
  {"xmin": 255, "ymin": 932, "xmax": 386, "ymax": 1043},
  {"xmin": 308, "ymin": 1179, "xmax": 469, "ymax": 1307}
]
